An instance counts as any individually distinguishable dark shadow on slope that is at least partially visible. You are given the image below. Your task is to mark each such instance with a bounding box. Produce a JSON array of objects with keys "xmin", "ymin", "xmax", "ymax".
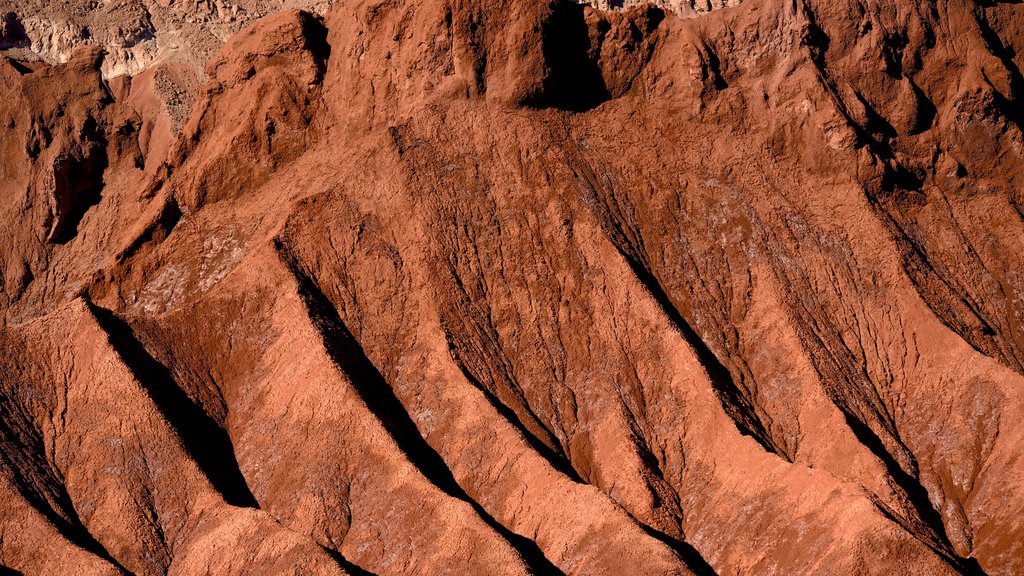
[
  {"xmin": 0, "ymin": 398, "xmax": 131, "ymax": 574},
  {"xmin": 700, "ymin": 42, "xmax": 729, "ymax": 91},
  {"xmin": 975, "ymin": 7, "xmax": 1024, "ymax": 128},
  {"xmin": 46, "ymin": 120, "xmax": 108, "ymax": 245},
  {"xmin": 296, "ymin": 10, "xmax": 332, "ymax": 84},
  {"xmin": 85, "ymin": 300, "xmax": 259, "ymax": 509},
  {"xmin": 862, "ymin": 193, "xmax": 1024, "ymax": 377},
  {"xmin": 321, "ymin": 546, "xmax": 377, "ymax": 576},
  {"xmin": 628, "ymin": 515, "xmax": 717, "ymax": 576},
  {"xmin": 906, "ymin": 80, "xmax": 937, "ymax": 135},
  {"xmin": 275, "ymin": 241, "xmax": 564, "ymax": 576},
  {"xmin": 522, "ymin": 0, "xmax": 609, "ymax": 112},
  {"xmin": 643, "ymin": 527, "xmax": 717, "ymax": 576},
  {"xmin": 0, "ymin": 12, "xmax": 29, "ymax": 49},
  {"xmin": 115, "ymin": 196, "xmax": 182, "ymax": 263},
  {"xmin": 566, "ymin": 151, "xmax": 785, "ymax": 461},
  {"xmin": 853, "ymin": 90, "xmax": 898, "ymax": 141},
  {"xmin": 438, "ymin": 279, "xmax": 574, "ymax": 467},
  {"xmin": 841, "ymin": 413, "xmax": 987, "ymax": 576},
  {"xmin": 451, "ymin": 359, "xmax": 585, "ymax": 484},
  {"xmin": 618, "ymin": 253, "xmax": 787, "ymax": 459},
  {"xmin": 648, "ymin": 530, "xmax": 717, "ymax": 576},
  {"xmin": 0, "ymin": 566, "xmax": 23, "ymax": 575}
]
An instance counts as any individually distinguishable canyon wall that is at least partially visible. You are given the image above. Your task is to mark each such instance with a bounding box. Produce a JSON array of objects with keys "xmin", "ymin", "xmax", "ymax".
[{"xmin": 1, "ymin": 0, "xmax": 1022, "ymax": 573}]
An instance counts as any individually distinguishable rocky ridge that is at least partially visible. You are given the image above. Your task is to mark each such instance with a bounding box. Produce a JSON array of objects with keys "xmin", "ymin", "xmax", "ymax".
[
  {"xmin": 0, "ymin": 0, "xmax": 333, "ymax": 78},
  {"xmin": 0, "ymin": 0, "xmax": 1022, "ymax": 574}
]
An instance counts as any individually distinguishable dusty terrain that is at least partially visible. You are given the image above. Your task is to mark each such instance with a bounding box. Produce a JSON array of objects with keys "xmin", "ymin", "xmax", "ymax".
[{"xmin": 0, "ymin": 0, "xmax": 1022, "ymax": 573}]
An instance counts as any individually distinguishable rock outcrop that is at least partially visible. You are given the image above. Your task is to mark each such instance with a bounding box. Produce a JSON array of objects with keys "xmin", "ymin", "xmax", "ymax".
[
  {"xmin": 0, "ymin": 0, "xmax": 333, "ymax": 77},
  {"xmin": 0, "ymin": 0, "xmax": 1022, "ymax": 574}
]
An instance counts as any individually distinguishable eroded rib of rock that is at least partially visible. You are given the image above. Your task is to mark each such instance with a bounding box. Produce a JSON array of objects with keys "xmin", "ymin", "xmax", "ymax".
[{"xmin": 1, "ymin": 0, "xmax": 1022, "ymax": 573}]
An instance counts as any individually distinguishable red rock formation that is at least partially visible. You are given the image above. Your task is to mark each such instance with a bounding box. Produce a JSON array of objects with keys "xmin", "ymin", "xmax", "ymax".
[{"xmin": 1, "ymin": 0, "xmax": 1022, "ymax": 573}]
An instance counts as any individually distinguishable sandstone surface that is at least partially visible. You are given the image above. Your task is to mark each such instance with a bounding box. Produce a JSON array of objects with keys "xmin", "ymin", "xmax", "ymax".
[{"xmin": 0, "ymin": 0, "xmax": 1022, "ymax": 574}]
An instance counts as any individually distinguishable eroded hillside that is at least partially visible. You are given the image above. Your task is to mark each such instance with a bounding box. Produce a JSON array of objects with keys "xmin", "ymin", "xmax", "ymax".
[{"xmin": 0, "ymin": 0, "xmax": 1022, "ymax": 574}]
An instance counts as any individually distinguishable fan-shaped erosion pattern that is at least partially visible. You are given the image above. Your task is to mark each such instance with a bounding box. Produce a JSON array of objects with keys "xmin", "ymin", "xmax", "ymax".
[{"xmin": 1, "ymin": 0, "xmax": 1023, "ymax": 574}]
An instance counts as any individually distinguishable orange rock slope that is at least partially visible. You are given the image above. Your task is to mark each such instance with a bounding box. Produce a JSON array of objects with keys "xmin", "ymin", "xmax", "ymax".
[{"xmin": 1, "ymin": 0, "xmax": 1023, "ymax": 573}]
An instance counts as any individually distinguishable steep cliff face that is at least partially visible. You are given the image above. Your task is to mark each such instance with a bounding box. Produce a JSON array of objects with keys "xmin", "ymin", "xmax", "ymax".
[{"xmin": 0, "ymin": 0, "xmax": 1022, "ymax": 574}]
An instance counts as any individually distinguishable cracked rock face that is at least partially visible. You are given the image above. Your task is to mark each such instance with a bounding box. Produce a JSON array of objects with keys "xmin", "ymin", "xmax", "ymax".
[{"xmin": 0, "ymin": 0, "xmax": 1023, "ymax": 574}]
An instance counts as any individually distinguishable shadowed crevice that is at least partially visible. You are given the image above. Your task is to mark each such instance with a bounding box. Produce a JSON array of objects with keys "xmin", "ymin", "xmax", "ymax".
[
  {"xmin": 522, "ymin": 0, "xmax": 609, "ymax": 112},
  {"xmin": 321, "ymin": 546, "xmax": 377, "ymax": 576},
  {"xmin": 863, "ymin": 193, "xmax": 1024, "ymax": 377},
  {"xmin": 840, "ymin": 413, "xmax": 987, "ymax": 576},
  {"xmin": 450, "ymin": 358, "xmax": 585, "ymax": 484},
  {"xmin": 46, "ymin": 117, "xmax": 109, "ymax": 245},
  {"xmin": 633, "ymin": 519, "xmax": 718, "ymax": 576},
  {"xmin": 446, "ymin": 285, "xmax": 717, "ymax": 575},
  {"xmin": 84, "ymin": 300, "xmax": 259, "ymax": 509},
  {"xmin": 115, "ymin": 196, "xmax": 182, "ymax": 263},
  {"xmin": 0, "ymin": 12, "xmax": 29, "ymax": 49},
  {"xmin": 436, "ymin": 258, "xmax": 574, "ymax": 467},
  {"xmin": 0, "ymin": 400, "xmax": 132, "ymax": 574},
  {"xmin": 906, "ymin": 79, "xmax": 937, "ymax": 135},
  {"xmin": 274, "ymin": 240, "xmax": 565, "ymax": 576},
  {"xmin": 296, "ymin": 10, "xmax": 332, "ymax": 84},
  {"xmin": 565, "ymin": 149, "xmax": 787, "ymax": 461},
  {"xmin": 0, "ymin": 456, "xmax": 132, "ymax": 575},
  {"xmin": 615, "ymin": 251, "xmax": 787, "ymax": 458},
  {"xmin": 611, "ymin": 494, "xmax": 719, "ymax": 576}
]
